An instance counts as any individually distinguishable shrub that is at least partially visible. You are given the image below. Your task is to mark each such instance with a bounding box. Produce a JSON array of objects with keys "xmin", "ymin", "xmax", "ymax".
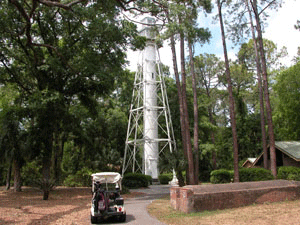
[
  {"xmin": 239, "ymin": 168, "xmax": 274, "ymax": 182},
  {"xmin": 158, "ymin": 174, "xmax": 172, "ymax": 184},
  {"xmin": 287, "ymin": 173, "xmax": 300, "ymax": 181},
  {"xmin": 0, "ymin": 164, "xmax": 6, "ymax": 186},
  {"xmin": 210, "ymin": 169, "xmax": 233, "ymax": 184},
  {"xmin": 21, "ymin": 160, "xmax": 42, "ymax": 186},
  {"xmin": 38, "ymin": 178, "xmax": 56, "ymax": 200},
  {"xmin": 278, "ymin": 166, "xmax": 300, "ymax": 180},
  {"xmin": 63, "ymin": 167, "xmax": 93, "ymax": 187},
  {"xmin": 145, "ymin": 175, "xmax": 152, "ymax": 185},
  {"xmin": 120, "ymin": 185, "xmax": 130, "ymax": 194},
  {"xmin": 122, "ymin": 173, "xmax": 149, "ymax": 189}
]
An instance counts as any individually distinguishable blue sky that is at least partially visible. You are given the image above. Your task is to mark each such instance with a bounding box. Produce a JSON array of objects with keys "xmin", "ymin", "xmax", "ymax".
[
  {"xmin": 194, "ymin": 0, "xmax": 300, "ymax": 65},
  {"xmin": 126, "ymin": 1, "xmax": 300, "ymax": 72},
  {"xmin": 194, "ymin": 6, "xmax": 238, "ymax": 60}
]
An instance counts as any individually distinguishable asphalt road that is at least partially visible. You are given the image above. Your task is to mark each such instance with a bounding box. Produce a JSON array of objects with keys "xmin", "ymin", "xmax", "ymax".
[{"xmin": 92, "ymin": 185, "xmax": 170, "ymax": 225}]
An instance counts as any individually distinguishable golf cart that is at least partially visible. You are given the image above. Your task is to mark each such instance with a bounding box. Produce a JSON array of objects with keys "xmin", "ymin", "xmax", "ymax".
[{"xmin": 91, "ymin": 172, "xmax": 126, "ymax": 224}]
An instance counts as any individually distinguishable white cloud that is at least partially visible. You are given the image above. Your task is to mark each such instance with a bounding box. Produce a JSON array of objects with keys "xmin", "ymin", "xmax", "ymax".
[
  {"xmin": 126, "ymin": 1, "xmax": 300, "ymax": 74},
  {"xmin": 264, "ymin": 1, "xmax": 300, "ymax": 66}
]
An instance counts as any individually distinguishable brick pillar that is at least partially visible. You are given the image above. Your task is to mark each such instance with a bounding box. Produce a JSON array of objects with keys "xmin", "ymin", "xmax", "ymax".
[
  {"xmin": 170, "ymin": 187, "xmax": 181, "ymax": 210},
  {"xmin": 179, "ymin": 188, "xmax": 194, "ymax": 213}
]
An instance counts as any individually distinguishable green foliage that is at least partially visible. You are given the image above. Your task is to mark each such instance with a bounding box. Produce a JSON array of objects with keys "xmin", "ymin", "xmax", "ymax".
[
  {"xmin": 273, "ymin": 62, "xmax": 300, "ymax": 140},
  {"xmin": 0, "ymin": 164, "xmax": 6, "ymax": 186},
  {"xmin": 145, "ymin": 175, "xmax": 153, "ymax": 185},
  {"xmin": 238, "ymin": 39, "xmax": 288, "ymax": 71},
  {"xmin": 210, "ymin": 169, "xmax": 233, "ymax": 184},
  {"xmin": 158, "ymin": 173, "xmax": 173, "ymax": 184},
  {"xmin": 211, "ymin": 168, "xmax": 274, "ymax": 184},
  {"xmin": 236, "ymin": 112, "xmax": 263, "ymax": 160},
  {"xmin": 277, "ymin": 166, "xmax": 300, "ymax": 181},
  {"xmin": 61, "ymin": 141, "xmax": 83, "ymax": 176},
  {"xmin": 239, "ymin": 168, "xmax": 274, "ymax": 182},
  {"xmin": 0, "ymin": 0, "xmax": 144, "ymax": 195},
  {"xmin": 38, "ymin": 178, "xmax": 56, "ymax": 194},
  {"xmin": 287, "ymin": 173, "xmax": 300, "ymax": 181},
  {"xmin": 120, "ymin": 185, "xmax": 130, "ymax": 195},
  {"xmin": 21, "ymin": 160, "xmax": 42, "ymax": 186},
  {"xmin": 122, "ymin": 173, "xmax": 149, "ymax": 189},
  {"xmin": 198, "ymin": 143, "xmax": 215, "ymax": 181},
  {"xmin": 63, "ymin": 167, "xmax": 94, "ymax": 187},
  {"xmin": 215, "ymin": 128, "xmax": 234, "ymax": 169}
]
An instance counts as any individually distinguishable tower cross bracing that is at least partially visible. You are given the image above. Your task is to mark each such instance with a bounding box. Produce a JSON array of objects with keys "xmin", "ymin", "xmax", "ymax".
[{"xmin": 122, "ymin": 19, "xmax": 176, "ymax": 180}]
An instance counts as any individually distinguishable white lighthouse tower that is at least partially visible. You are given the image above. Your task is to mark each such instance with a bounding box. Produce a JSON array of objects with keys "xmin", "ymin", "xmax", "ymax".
[
  {"xmin": 122, "ymin": 17, "xmax": 177, "ymax": 182},
  {"xmin": 141, "ymin": 17, "xmax": 158, "ymax": 178}
]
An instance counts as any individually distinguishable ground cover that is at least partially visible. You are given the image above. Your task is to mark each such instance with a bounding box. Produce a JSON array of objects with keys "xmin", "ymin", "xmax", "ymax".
[
  {"xmin": 2, "ymin": 186, "xmax": 300, "ymax": 225},
  {"xmin": 0, "ymin": 186, "xmax": 141, "ymax": 225},
  {"xmin": 147, "ymin": 196, "xmax": 300, "ymax": 225}
]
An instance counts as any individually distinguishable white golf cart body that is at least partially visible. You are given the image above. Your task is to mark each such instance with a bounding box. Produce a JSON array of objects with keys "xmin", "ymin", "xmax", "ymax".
[{"xmin": 91, "ymin": 172, "xmax": 126, "ymax": 223}]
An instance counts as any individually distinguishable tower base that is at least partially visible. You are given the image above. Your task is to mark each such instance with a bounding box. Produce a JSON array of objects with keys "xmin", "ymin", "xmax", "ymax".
[{"xmin": 169, "ymin": 169, "xmax": 179, "ymax": 186}]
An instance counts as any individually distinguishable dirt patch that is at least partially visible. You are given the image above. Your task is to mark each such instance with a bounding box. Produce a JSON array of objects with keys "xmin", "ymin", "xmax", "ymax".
[
  {"xmin": 148, "ymin": 197, "xmax": 300, "ymax": 225},
  {"xmin": 0, "ymin": 186, "xmax": 144, "ymax": 225},
  {"xmin": 7, "ymin": 185, "xmax": 300, "ymax": 225}
]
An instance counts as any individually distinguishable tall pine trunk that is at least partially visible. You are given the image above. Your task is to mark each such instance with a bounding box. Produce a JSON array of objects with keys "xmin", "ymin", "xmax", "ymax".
[
  {"xmin": 179, "ymin": 16, "xmax": 195, "ymax": 185},
  {"xmin": 166, "ymin": 10, "xmax": 187, "ymax": 186},
  {"xmin": 251, "ymin": 0, "xmax": 277, "ymax": 177},
  {"xmin": 217, "ymin": 0, "xmax": 239, "ymax": 182},
  {"xmin": 246, "ymin": 0, "xmax": 268, "ymax": 169},
  {"xmin": 188, "ymin": 40, "xmax": 199, "ymax": 184}
]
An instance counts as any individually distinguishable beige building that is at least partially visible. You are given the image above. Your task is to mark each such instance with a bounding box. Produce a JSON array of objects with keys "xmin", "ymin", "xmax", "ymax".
[{"xmin": 249, "ymin": 141, "xmax": 300, "ymax": 168}]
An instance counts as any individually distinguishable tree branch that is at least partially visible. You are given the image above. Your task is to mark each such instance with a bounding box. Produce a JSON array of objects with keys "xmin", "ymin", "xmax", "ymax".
[
  {"xmin": 9, "ymin": 0, "xmax": 32, "ymax": 44},
  {"xmin": 0, "ymin": 55, "xmax": 32, "ymax": 94},
  {"xmin": 250, "ymin": 0, "xmax": 277, "ymax": 17},
  {"xmin": 37, "ymin": 0, "xmax": 87, "ymax": 10},
  {"xmin": 31, "ymin": 42, "xmax": 76, "ymax": 73},
  {"xmin": 258, "ymin": 0, "xmax": 277, "ymax": 16},
  {"xmin": 115, "ymin": 0, "xmax": 136, "ymax": 10},
  {"xmin": 9, "ymin": 0, "xmax": 30, "ymax": 22}
]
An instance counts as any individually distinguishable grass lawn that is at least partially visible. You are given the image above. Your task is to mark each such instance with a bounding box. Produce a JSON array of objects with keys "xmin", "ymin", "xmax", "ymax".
[{"xmin": 147, "ymin": 196, "xmax": 300, "ymax": 225}]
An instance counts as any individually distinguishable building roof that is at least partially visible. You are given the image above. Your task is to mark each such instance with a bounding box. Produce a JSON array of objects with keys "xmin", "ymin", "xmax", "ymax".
[
  {"xmin": 248, "ymin": 158, "xmax": 257, "ymax": 163},
  {"xmin": 249, "ymin": 141, "xmax": 300, "ymax": 168},
  {"xmin": 242, "ymin": 158, "xmax": 257, "ymax": 167},
  {"xmin": 275, "ymin": 141, "xmax": 300, "ymax": 161}
]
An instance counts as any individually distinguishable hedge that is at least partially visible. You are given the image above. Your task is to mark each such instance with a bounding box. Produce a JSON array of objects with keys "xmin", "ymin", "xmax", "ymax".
[
  {"xmin": 122, "ymin": 173, "xmax": 149, "ymax": 188},
  {"xmin": 158, "ymin": 173, "xmax": 173, "ymax": 184},
  {"xmin": 210, "ymin": 169, "xmax": 233, "ymax": 184},
  {"xmin": 145, "ymin": 175, "xmax": 153, "ymax": 185},
  {"xmin": 239, "ymin": 168, "xmax": 274, "ymax": 182},
  {"xmin": 210, "ymin": 168, "xmax": 274, "ymax": 184},
  {"xmin": 278, "ymin": 166, "xmax": 300, "ymax": 181}
]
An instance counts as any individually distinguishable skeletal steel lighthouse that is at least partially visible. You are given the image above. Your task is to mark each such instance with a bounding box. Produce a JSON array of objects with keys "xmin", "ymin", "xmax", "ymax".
[
  {"xmin": 122, "ymin": 17, "xmax": 176, "ymax": 182},
  {"xmin": 141, "ymin": 17, "xmax": 158, "ymax": 178}
]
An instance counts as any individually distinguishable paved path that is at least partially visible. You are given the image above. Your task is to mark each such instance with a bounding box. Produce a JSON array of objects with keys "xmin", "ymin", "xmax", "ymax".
[{"xmin": 94, "ymin": 185, "xmax": 170, "ymax": 225}]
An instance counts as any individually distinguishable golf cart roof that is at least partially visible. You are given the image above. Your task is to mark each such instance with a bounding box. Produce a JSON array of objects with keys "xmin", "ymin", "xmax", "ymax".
[{"xmin": 91, "ymin": 172, "xmax": 122, "ymax": 184}]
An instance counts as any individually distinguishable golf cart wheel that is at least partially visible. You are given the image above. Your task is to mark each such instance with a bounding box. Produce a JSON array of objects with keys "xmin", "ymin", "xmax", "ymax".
[
  {"xmin": 119, "ymin": 213, "xmax": 126, "ymax": 222},
  {"xmin": 91, "ymin": 215, "xmax": 97, "ymax": 224}
]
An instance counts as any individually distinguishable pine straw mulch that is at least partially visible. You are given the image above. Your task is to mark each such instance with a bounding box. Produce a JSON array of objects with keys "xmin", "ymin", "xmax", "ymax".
[{"xmin": 0, "ymin": 186, "xmax": 144, "ymax": 225}]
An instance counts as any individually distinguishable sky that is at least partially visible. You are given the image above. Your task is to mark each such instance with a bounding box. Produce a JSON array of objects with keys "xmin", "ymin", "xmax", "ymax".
[
  {"xmin": 126, "ymin": 1, "xmax": 300, "ymax": 73},
  {"xmin": 264, "ymin": 0, "xmax": 300, "ymax": 66}
]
